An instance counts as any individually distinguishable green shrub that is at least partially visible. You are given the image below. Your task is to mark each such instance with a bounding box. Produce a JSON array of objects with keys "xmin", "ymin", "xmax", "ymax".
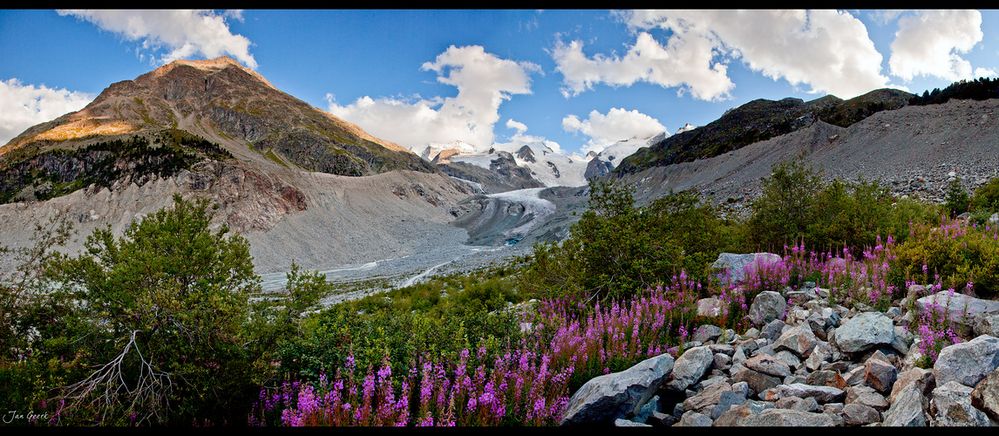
[
  {"xmin": 40, "ymin": 195, "xmax": 263, "ymax": 425},
  {"xmin": 520, "ymin": 180, "xmax": 737, "ymax": 302},
  {"xmin": 748, "ymin": 160, "xmax": 941, "ymax": 252},
  {"xmin": 971, "ymin": 176, "xmax": 999, "ymax": 213},
  {"xmin": 945, "ymin": 177, "xmax": 970, "ymax": 217},
  {"xmin": 747, "ymin": 160, "xmax": 822, "ymax": 251},
  {"xmin": 893, "ymin": 218, "xmax": 999, "ymax": 299}
]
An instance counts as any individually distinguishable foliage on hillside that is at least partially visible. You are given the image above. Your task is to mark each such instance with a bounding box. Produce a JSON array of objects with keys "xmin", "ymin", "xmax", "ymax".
[
  {"xmin": 0, "ymin": 130, "xmax": 231, "ymax": 204},
  {"xmin": 908, "ymin": 76, "xmax": 999, "ymax": 106}
]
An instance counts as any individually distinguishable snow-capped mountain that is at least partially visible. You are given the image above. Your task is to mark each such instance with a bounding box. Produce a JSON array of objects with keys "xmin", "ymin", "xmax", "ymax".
[
  {"xmin": 584, "ymin": 131, "xmax": 669, "ymax": 179},
  {"xmin": 444, "ymin": 140, "xmax": 589, "ymax": 188},
  {"xmin": 676, "ymin": 123, "xmax": 696, "ymax": 134}
]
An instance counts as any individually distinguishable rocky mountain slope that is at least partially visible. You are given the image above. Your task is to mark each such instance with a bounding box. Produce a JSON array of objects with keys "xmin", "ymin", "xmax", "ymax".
[
  {"xmin": 616, "ymin": 89, "xmax": 913, "ymax": 175},
  {"xmin": 614, "ymin": 98, "xmax": 999, "ymax": 215},
  {"xmin": 0, "ymin": 57, "xmax": 472, "ymax": 277},
  {"xmin": 1, "ymin": 56, "xmax": 434, "ymax": 182}
]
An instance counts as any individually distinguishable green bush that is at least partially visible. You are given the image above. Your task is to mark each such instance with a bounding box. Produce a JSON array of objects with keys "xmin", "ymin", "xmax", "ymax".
[
  {"xmin": 746, "ymin": 160, "xmax": 823, "ymax": 251},
  {"xmin": 945, "ymin": 177, "xmax": 970, "ymax": 217},
  {"xmin": 39, "ymin": 195, "xmax": 263, "ymax": 425},
  {"xmin": 277, "ymin": 270, "xmax": 523, "ymax": 382},
  {"xmin": 520, "ymin": 180, "xmax": 738, "ymax": 302},
  {"xmin": 748, "ymin": 160, "xmax": 940, "ymax": 252},
  {"xmin": 893, "ymin": 219, "xmax": 999, "ymax": 299},
  {"xmin": 971, "ymin": 176, "xmax": 999, "ymax": 213}
]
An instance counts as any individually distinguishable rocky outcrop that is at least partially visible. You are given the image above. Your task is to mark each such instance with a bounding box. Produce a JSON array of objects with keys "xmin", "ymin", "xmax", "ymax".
[
  {"xmin": 561, "ymin": 272, "xmax": 999, "ymax": 427},
  {"xmin": 561, "ymin": 353, "xmax": 675, "ymax": 425}
]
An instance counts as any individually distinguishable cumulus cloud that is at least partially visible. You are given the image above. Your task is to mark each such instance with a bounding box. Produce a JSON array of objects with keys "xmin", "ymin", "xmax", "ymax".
[
  {"xmin": 494, "ymin": 118, "xmax": 564, "ymax": 153},
  {"xmin": 889, "ymin": 10, "xmax": 985, "ymax": 82},
  {"xmin": 57, "ymin": 10, "xmax": 257, "ymax": 68},
  {"xmin": 562, "ymin": 107, "xmax": 666, "ymax": 154},
  {"xmin": 0, "ymin": 79, "xmax": 94, "ymax": 146},
  {"xmin": 328, "ymin": 45, "xmax": 540, "ymax": 151},
  {"xmin": 553, "ymin": 31, "xmax": 734, "ymax": 101},
  {"xmin": 555, "ymin": 10, "xmax": 891, "ymax": 100}
]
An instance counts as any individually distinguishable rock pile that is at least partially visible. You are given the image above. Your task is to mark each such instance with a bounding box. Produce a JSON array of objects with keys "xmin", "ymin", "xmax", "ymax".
[{"xmin": 561, "ymin": 254, "xmax": 999, "ymax": 427}]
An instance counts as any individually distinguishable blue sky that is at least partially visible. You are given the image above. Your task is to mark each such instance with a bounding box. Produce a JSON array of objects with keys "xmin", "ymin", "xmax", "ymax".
[{"xmin": 2, "ymin": 10, "xmax": 997, "ymax": 155}]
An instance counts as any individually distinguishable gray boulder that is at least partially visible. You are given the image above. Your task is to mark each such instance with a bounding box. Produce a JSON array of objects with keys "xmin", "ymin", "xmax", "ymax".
[
  {"xmin": 763, "ymin": 383, "xmax": 846, "ymax": 404},
  {"xmin": 833, "ymin": 312, "xmax": 895, "ymax": 353},
  {"xmin": 613, "ymin": 418, "xmax": 651, "ymax": 427},
  {"xmin": 976, "ymin": 314, "xmax": 999, "ymax": 337},
  {"xmin": 930, "ymin": 381, "xmax": 990, "ymax": 426},
  {"xmin": 933, "ymin": 335, "xmax": 999, "ymax": 387},
  {"xmin": 667, "ymin": 346, "xmax": 714, "ymax": 392},
  {"xmin": 761, "ymin": 319, "xmax": 786, "ymax": 342},
  {"xmin": 560, "ymin": 353, "xmax": 674, "ymax": 425},
  {"xmin": 714, "ymin": 400, "xmax": 775, "ymax": 426},
  {"xmin": 865, "ymin": 358, "xmax": 898, "ymax": 394},
  {"xmin": 842, "ymin": 403, "xmax": 881, "ymax": 426},
  {"xmin": 731, "ymin": 368, "xmax": 782, "ymax": 396},
  {"xmin": 971, "ymin": 367, "xmax": 999, "ymax": 422},
  {"xmin": 776, "ymin": 396, "xmax": 820, "ymax": 412},
  {"xmin": 710, "ymin": 390, "xmax": 748, "ymax": 419},
  {"xmin": 693, "ymin": 324, "xmax": 723, "ymax": 343},
  {"xmin": 741, "ymin": 409, "xmax": 837, "ymax": 426},
  {"xmin": 916, "ymin": 291, "xmax": 999, "ymax": 330},
  {"xmin": 847, "ymin": 385, "xmax": 889, "ymax": 411},
  {"xmin": 881, "ymin": 384, "xmax": 927, "ymax": 426},
  {"xmin": 774, "ymin": 323, "xmax": 818, "ymax": 357},
  {"xmin": 749, "ymin": 291, "xmax": 787, "ymax": 327},
  {"xmin": 744, "ymin": 354, "xmax": 792, "ymax": 378},
  {"xmin": 890, "ymin": 367, "xmax": 934, "ymax": 404},
  {"xmin": 712, "ymin": 252, "xmax": 782, "ymax": 285},
  {"xmin": 675, "ymin": 411, "xmax": 712, "ymax": 427}
]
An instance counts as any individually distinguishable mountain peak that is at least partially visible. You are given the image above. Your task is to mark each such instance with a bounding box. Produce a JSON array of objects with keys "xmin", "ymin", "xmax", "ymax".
[{"xmin": 144, "ymin": 56, "xmax": 275, "ymax": 90}]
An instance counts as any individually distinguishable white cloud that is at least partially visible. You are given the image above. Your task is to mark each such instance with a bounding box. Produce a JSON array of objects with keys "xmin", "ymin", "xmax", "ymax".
[
  {"xmin": 494, "ymin": 118, "xmax": 564, "ymax": 154},
  {"xmin": 553, "ymin": 31, "xmax": 735, "ymax": 101},
  {"xmin": 627, "ymin": 10, "xmax": 890, "ymax": 99},
  {"xmin": 555, "ymin": 10, "xmax": 890, "ymax": 100},
  {"xmin": 57, "ymin": 10, "xmax": 257, "ymax": 69},
  {"xmin": 562, "ymin": 107, "xmax": 666, "ymax": 154},
  {"xmin": 889, "ymin": 10, "xmax": 985, "ymax": 82},
  {"xmin": 0, "ymin": 79, "xmax": 94, "ymax": 146},
  {"xmin": 868, "ymin": 10, "xmax": 908, "ymax": 25},
  {"xmin": 975, "ymin": 67, "xmax": 998, "ymax": 78},
  {"xmin": 328, "ymin": 45, "xmax": 540, "ymax": 151},
  {"xmin": 506, "ymin": 118, "xmax": 529, "ymax": 133}
]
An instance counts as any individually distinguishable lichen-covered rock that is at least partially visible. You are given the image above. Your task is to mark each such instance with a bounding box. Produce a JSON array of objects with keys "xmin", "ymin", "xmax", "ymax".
[
  {"xmin": 731, "ymin": 368, "xmax": 782, "ymax": 397},
  {"xmin": 842, "ymin": 403, "xmax": 881, "ymax": 426},
  {"xmin": 667, "ymin": 346, "xmax": 715, "ymax": 392},
  {"xmin": 741, "ymin": 409, "xmax": 837, "ymax": 426},
  {"xmin": 749, "ymin": 291, "xmax": 787, "ymax": 327},
  {"xmin": 917, "ymin": 292, "xmax": 999, "ymax": 330},
  {"xmin": 744, "ymin": 354, "xmax": 792, "ymax": 378},
  {"xmin": 833, "ymin": 312, "xmax": 895, "ymax": 353},
  {"xmin": 774, "ymin": 323, "xmax": 818, "ymax": 357},
  {"xmin": 697, "ymin": 297, "xmax": 725, "ymax": 319},
  {"xmin": 763, "ymin": 383, "xmax": 846, "ymax": 404},
  {"xmin": 712, "ymin": 252, "xmax": 782, "ymax": 285},
  {"xmin": 971, "ymin": 367, "xmax": 999, "ymax": 422},
  {"xmin": 930, "ymin": 381, "xmax": 990, "ymax": 426},
  {"xmin": 865, "ymin": 358, "xmax": 898, "ymax": 394},
  {"xmin": 881, "ymin": 385, "xmax": 927, "ymax": 427},
  {"xmin": 933, "ymin": 335, "xmax": 999, "ymax": 387},
  {"xmin": 675, "ymin": 411, "xmax": 713, "ymax": 427},
  {"xmin": 560, "ymin": 353, "xmax": 674, "ymax": 425}
]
